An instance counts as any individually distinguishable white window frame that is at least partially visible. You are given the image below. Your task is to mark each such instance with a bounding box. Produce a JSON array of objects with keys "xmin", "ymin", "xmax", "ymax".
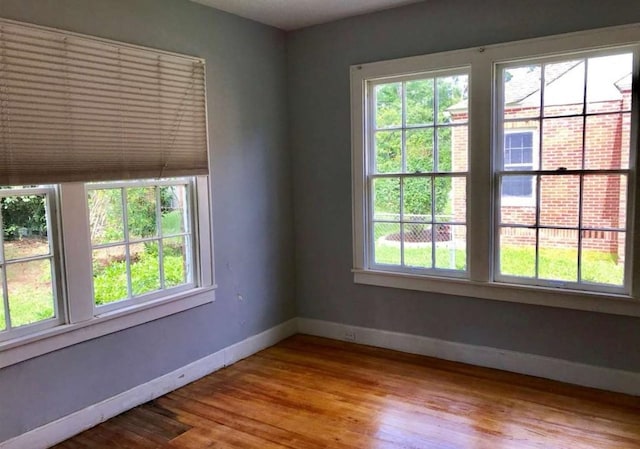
[
  {"xmin": 351, "ymin": 23, "xmax": 640, "ymax": 317},
  {"xmin": 366, "ymin": 69, "xmax": 470, "ymax": 277},
  {"xmin": 0, "ymin": 176, "xmax": 215, "ymax": 368}
]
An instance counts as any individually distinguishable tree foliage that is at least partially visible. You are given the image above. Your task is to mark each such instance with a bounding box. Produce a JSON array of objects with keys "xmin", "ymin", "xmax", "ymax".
[{"xmin": 1, "ymin": 194, "xmax": 47, "ymax": 240}]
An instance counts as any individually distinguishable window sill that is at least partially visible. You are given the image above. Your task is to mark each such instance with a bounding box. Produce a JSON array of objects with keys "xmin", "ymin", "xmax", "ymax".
[
  {"xmin": 0, "ymin": 286, "xmax": 216, "ymax": 369},
  {"xmin": 353, "ymin": 269, "xmax": 640, "ymax": 317}
]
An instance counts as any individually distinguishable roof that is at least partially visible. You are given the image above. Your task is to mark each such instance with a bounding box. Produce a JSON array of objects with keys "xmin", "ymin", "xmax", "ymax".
[{"xmin": 449, "ymin": 53, "xmax": 632, "ymax": 111}]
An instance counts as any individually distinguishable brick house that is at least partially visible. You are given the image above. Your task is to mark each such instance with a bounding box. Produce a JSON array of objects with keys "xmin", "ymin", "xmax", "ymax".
[{"xmin": 449, "ymin": 61, "xmax": 631, "ymax": 262}]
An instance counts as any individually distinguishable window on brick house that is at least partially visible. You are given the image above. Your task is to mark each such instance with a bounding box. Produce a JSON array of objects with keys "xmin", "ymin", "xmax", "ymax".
[
  {"xmin": 352, "ymin": 25, "xmax": 640, "ymax": 312},
  {"xmin": 502, "ymin": 131, "xmax": 535, "ymax": 199}
]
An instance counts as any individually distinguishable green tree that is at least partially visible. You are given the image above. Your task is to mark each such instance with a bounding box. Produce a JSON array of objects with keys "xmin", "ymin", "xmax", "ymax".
[{"xmin": 373, "ymin": 76, "xmax": 465, "ymax": 222}]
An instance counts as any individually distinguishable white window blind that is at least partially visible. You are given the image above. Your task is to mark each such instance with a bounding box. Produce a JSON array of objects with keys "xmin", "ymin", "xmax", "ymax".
[{"xmin": 0, "ymin": 19, "xmax": 208, "ymax": 185}]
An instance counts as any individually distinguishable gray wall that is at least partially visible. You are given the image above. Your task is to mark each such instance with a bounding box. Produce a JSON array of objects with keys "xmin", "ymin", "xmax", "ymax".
[
  {"xmin": 0, "ymin": 0, "xmax": 295, "ymax": 442},
  {"xmin": 288, "ymin": 0, "xmax": 640, "ymax": 372}
]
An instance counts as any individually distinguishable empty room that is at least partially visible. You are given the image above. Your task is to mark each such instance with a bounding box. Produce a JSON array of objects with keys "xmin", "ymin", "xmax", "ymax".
[{"xmin": 1, "ymin": 0, "xmax": 640, "ymax": 448}]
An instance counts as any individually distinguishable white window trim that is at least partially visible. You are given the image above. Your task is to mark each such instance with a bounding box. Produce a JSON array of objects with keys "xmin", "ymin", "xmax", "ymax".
[
  {"xmin": 0, "ymin": 176, "xmax": 216, "ymax": 368},
  {"xmin": 351, "ymin": 23, "xmax": 640, "ymax": 317}
]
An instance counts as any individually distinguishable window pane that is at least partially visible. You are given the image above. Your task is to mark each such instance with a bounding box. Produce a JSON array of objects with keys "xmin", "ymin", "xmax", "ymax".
[
  {"xmin": 543, "ymin": 59, "xmax": 585, "ymax": 117},
  {"xmin": 446, "ymin": 176, "xmax": 466, "ymax": 223},
  {"xmin": 131, "ymin": 241, "xmax": 160, "ymax": 296},
  {"xmin": 7, "ymin": 259, "xmax": 55, "ymax": 327},
  {"xmin": 503, "ymin": 65, "xmax": 541, "ymax": 119},
  {"xmin": 499, "ymin": 227, "xmax": 536, "ymax": 278},
  {"xmin": 373, "ymin": 222, "xmax": 401, "ymax": 266},
  {"xmin": 437, "ymin": 75, "xmax": 468, "ymax": 124},
  {"xmin": 435, "ymin": 224, "xmax": 466, "ymax": 270},
  {"xmin": 406, "ymin": 129, "xmax": 434, "ymax": 173},
  {"xmin": 501, "ymin": 174, "xmax": 535, "ymax": 201},
  {"xmin": 500, "ymin": 199, "xmax": 536, "ymax": 226},
  {"xmin": 402, "ymin": 223, "xmax": 431, "ymax": 269},
  {"xmin": 540, "ymin": 175, "xmax": 579, "ymax": 228},
  {"xmin": 582, "ymin": 174, "xmax": 627, "ymax": 229},
  {"xmin": 437, "ymin": 127, "xmax": 453, "ymax": 172},
  {"xmin": 581, "ymin": 231, "xmax": 625, "ymax": 286},
  {"xmin": 434, "ymin": 177, "xmax": 453, "ymax": 222},
  {"xmin": 539, "ymin": 228, "xmax": 578, "ymax": 282},
  {"xmin": 163, "ymin": 237, "xmax": 188, "ymax": 287},
  {"xmin": 161, "ymin": 185, "xmax": 188, "ymax": 236},
  {"xmin": 502, "ymin": 125, "xmax": 536, "ymax": 170},
  {"xmin": 375, "ymin": 83, "xmax": 402, "ymax": 129},
  {"xmin": 127, "ymin": 187, "xmax": 157, "ymax": 240},
  {"xmin": 89, "ymin": 188, "xmax": 124, "ymax": 245},
  {"xmin": 541, "ymin": 116, "xmax": 583, "ymax": 170},
  {"xmin": 375, "ymin": 131, "xmax": 402, "ymax": 173},
  {"xmin": 586, "ymin": 53, "xmax": 632, "ymax": 114},
  {"xmin": 93, "ymin": 246, "xmax": 128, "ymax": 305},
  {"xmin": 373, "ymin": 178, "xmax": 400, "ymax": 221},
  {"xmin": 403, "ymin": 177, "xmax": 431, "ymax": 223},
  {"xmin": 406, "ymin": 79, "xmax": 434, "ymax": 126},
  {"xmin": 2, "ymin": 194, "xmax": 49, "ymax": 259},
  {"xmin": 585, "ymin": 113, "xmax": 630, "ymax": 170},
  {"xmin": 449, "ymin": 125, "xmax": 468, "ymax": 172}
]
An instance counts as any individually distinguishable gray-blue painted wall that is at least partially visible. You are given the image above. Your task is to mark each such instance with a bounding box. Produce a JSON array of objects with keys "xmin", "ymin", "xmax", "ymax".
[
  {"xmin": 287, "ymin": 0, "xmax": 640, "ymax": 374},
  {"xmin": 0, "ymin": 0, "xmax": 295, "ymax": 442}
]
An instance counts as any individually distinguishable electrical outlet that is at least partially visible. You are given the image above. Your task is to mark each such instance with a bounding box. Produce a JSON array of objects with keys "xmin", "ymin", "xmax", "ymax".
[{"xmin": 344, "ymin": 330, "xmax": 356, "ymax": 342}]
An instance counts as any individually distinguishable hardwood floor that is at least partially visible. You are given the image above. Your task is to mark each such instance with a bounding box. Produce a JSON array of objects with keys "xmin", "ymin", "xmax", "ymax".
[{"xmin": 54, "ymin": 335, "xmax": 640, "ymax": 449}]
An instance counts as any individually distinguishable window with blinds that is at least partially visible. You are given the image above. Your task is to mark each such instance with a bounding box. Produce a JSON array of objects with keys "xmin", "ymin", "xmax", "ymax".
[
  {"xmin": 0, "ymin": 18, "xmax": 214, "ymax": 364},
  {"xmin": 0, "ymin": 19, "xmax": 209, "ymax": 185}
]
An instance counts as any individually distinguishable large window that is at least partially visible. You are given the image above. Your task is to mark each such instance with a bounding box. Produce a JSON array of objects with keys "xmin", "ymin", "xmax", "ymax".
[
  {"xmin": 496, "ymin": 52, "xmax": 633, "ymax": 291},
  {"xmin": 351, "ymin": 24, "xmax": 640, "ymax": 315},
  {"xmin": 369, "ymin": 72, "xmax": 468, "ymax": 274},
  {"xmin": 0, "ymin": 18, "xmax": 214, "ymax": 368}
]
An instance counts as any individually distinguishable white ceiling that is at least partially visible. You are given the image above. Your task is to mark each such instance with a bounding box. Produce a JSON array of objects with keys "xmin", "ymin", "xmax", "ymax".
[{"xmin": 189, "ymin": 0, "xmax": 423, "ymax": 31}]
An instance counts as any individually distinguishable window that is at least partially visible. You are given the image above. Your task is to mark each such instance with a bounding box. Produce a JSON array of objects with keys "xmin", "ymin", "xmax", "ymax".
[
  {"xmin": 88, "ymin": 179, "xmax": 194, "ymax": 311},
  {"xmin": 0, "ymin": 18, "xmax": 214, "ymax": 367},
  {"xmin": 369, "ymin": 72, "xmax": 469, "ymax": 274},
  {"xmin": 351, "ymin": 24, "xmax": 640, "ymax": 315},
  {"xmin": 0, "ymin": 186, "xmax": 62, "ymax": 339},
  {"xmin": 496, "ymin": 52, "xmax": 633, "ymax": 291},
  {"xmin": 502, "ymin": 131, "xmax": 535, "ymax": 199}
]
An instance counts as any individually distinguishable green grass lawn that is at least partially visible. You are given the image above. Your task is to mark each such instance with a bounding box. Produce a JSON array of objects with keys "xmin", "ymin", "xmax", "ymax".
[{"xmin": 374, "ymin": 243, "xmax": 624, "ymax": 286}]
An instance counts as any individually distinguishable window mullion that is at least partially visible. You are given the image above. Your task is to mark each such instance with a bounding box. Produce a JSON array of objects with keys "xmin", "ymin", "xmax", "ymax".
[
  {"xmin": 468, "ymin": 55, "xmax": 492, "ymax": 282},
  {"xmin": 629, "ymin": 46, "xmax": 640, "ymax": 298},
  {"xmin": 59, "ymin": 183, "xmax": 94, "ymax": 324}
]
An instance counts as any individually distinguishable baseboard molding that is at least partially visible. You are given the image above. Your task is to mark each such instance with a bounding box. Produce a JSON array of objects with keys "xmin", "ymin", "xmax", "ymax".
[
  {"xmin": 5, "ymin": 316, "xmax": 639, "ymax": 449},
  {"xmin": 298, "ymin": 318, "xmax": 640, "ymax": 396},
  {"xmin": 0, "ymin": 318, "xmax": 298, "ymax": 449}
]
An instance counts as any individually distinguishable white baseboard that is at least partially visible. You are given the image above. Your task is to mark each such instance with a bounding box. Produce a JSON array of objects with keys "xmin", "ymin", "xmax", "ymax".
[
  {"xmin": 0, "ymin": 318, "xmax": 298, "ymax": 449},
  {"xmin": 298, "ymin": 318, "xmax": 640, "ymax": 396},
  {"xmin": 4, "ymin": 316, "xmax": 639, "ymax": 449}
]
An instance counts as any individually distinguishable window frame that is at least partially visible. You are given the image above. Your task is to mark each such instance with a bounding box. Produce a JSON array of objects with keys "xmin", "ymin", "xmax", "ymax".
[
  {"xmin": 0, "ymin": 175, "xmax": 215, "ymax": 368},
  {"xmin": 351, "ymin": 23, "xmax": 640, "ymax": 317},
  {"xmin": 0, "ymin": 185, "xmax": 65, "ymax": 340},
  {"xmin": 87, "ymin": 178, "xmax": 198, "ymax": 314},
  {"xmin": 366, "ymin": 68, "xmax": 470, "ymax": 277}
]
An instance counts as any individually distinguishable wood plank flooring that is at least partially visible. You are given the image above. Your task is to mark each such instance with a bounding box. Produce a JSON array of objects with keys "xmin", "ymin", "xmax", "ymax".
[{"xmin": 53, "ymin": 335, "xmax": 640, "ymax": 448}]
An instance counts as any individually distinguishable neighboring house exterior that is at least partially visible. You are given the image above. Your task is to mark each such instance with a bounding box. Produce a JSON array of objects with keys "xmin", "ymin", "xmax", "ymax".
[{"xmin": 449, "ymin": 61, "xmax": 631, "ymax": 263}]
